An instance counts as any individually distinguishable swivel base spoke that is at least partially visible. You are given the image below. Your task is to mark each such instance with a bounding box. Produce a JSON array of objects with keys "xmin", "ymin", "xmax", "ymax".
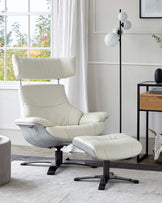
[
  {"xmin": 74, "ymin": 161, "xmax": 139, "ymax": 190},
  {"xmin": 110, "ymin": 174, "xmax": 139, "ymax": 184},
  {"xmin": 98, "ymin": 178, "xmax": 108, "ymax": 190},
  {"xmin": 21, "ymin": 161, "xmax": 52, "ymax": 166},
  {"xmin": 47, "ymin": 165, "xmax": 58, "ymax": 175},
  {"xmin": 74, "ymin": 175, "xmax": 102, "ymax": 181},
  {"xmin": 20, "ymin": 146, "xmax": 98, "ymax": 175},
  {"xmin": 63, "ymin": 161, "xmax": 97, "ymax": 168},
  {"xmin": 74, "ymin": 172, "xmax": 139, "ymax": 190}
]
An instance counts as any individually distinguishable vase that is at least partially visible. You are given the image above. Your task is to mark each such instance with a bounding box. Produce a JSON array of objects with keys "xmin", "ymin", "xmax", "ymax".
[{"xmin": 154, "ymin": 68, "xmax": 162, "ymax": 83}]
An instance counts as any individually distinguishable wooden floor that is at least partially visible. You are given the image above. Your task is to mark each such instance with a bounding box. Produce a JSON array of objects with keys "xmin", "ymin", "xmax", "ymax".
[
  {"xmin": 122, "ymin": 155, "xmax": 162, "ymax": 166},
  {"xmin": 12, "ymin": 145, "xmax": 162, "ymax": 166}
]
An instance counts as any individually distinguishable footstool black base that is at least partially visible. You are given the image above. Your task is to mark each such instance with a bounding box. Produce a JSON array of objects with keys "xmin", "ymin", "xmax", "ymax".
[{"xmin": 74, "ymin": 160, "xmax": 139, "ymax": 190}]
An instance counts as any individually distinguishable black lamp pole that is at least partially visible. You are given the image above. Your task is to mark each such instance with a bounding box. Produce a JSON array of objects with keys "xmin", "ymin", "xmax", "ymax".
[
  {"xmin": 119, "ymin": 9, "xmax": 122, "ymax": 133},
  {"xmin": 105, "ymin": 9, "xmax": 131, "ymax": 133}
]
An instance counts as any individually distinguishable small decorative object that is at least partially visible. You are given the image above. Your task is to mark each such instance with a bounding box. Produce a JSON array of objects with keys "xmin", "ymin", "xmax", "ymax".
[
  {"xmin": 104, "ymin": 9, "xmax": 131, "ymax": 133},
  {"xmin": 149, "ymin": 129, "xmax": 162, "ymax": 163},
  {"xmin": 140, "ymin": 0, "xmax": 162, "ymax": 18},
  {"xmin": 154, "ymin": 68, "xmax": 162, "ymax": 83}
]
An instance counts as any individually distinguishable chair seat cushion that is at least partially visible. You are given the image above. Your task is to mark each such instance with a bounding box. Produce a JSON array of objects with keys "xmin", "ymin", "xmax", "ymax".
[
  {"xmin": 46, "ymin": 122, "xmax": 105, "ymax": 141},
  {"xmin": 79, "ymin": 112, "xmax": 108, "ymax": 125},
  {"xmin": 73, "ymin": 133, "xmax": 142, "ymax": 160}
]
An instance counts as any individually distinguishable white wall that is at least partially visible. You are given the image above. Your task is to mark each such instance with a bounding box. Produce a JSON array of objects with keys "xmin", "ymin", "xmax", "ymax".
[
  {"xmin": 88, "ymin": 0, "xmax": 162, "ymax": 149},
  {"xmin": 0, "ymin": 85, "xmax": 30, "ymax": 145},
  {"xmin": 1, "ymin": 0, "xmax": 162, "ymax": 152}
]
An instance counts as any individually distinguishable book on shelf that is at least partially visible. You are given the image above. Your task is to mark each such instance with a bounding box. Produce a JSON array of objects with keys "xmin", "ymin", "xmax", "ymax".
[{"xmin": 150, "ymin": 87, "xmax": 162, "ymax": 94}]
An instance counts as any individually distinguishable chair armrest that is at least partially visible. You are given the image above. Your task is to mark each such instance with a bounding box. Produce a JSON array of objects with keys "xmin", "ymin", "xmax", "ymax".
[
  {"xmin": 15, "ymin": 117, "xmax": 53, "ymax": 127},
  {"xmin": 79, "ymin": 112, "xmax": 109, "ymax": 125}
]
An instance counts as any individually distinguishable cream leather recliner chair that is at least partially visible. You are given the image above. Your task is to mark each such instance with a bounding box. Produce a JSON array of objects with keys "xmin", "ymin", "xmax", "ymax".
[{"xmin": 12, "ymin": 55, "xmax": 108, "ymax": 175}]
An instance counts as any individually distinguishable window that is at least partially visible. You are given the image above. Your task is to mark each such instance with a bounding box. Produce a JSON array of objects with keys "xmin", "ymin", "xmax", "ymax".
[{"xmin": 0, "ymin": 0, "xmax": 53, "ymax": 81}]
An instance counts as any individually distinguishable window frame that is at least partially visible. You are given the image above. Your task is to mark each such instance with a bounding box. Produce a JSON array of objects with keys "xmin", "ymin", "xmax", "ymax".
[{"xmin": 0, "ymin": 0, "xmax": 54, "ymax": 87}]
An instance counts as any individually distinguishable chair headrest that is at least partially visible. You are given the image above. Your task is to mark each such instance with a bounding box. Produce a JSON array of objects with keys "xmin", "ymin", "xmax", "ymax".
[{"xmin": 12, "ymin": 55, "xmax": 76, "ymax": 80}]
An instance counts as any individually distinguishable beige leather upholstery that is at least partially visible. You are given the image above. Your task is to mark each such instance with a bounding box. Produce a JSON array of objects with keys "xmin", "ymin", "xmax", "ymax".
[
  {"xmin": 18, "ymin": 84, "xmax": 83, "ymax": 126},
  {"xmin": 46, "ymin": 122, "xmax": 105, "ymax": 141},
  {"xmin": 13, "ymin": 55, "xmax": 109, "ymax": 176},
  {"xmin": 73, "ymin": 133, "xmax": 142, "ymax": 160},
  {"xmin": 16, "ymin": 117, "xmax": 54, "ymax": 127},
  {"xmin": 17, "ymin": 83, "xmax": 108, "ymax": 141},
  {"xmin": 13, "ymin": 54, "xmax": 108, "ymax": 146},
  {"xmin": 16, "ymin": 84, "xmax": 108, "ymax": 141},
  {"xmin": 12, "ymin": 55, "xmax": 75, "ymax": 80},
  {"xmin": 80, "ymin": 112, "xmax": 108, "ymax": 125}
]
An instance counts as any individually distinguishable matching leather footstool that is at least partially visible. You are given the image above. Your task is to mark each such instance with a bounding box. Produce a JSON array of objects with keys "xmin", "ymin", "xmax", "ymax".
[
  {"xmin": 0, "ymin": 135, "xmax": 11, "ymax": 186},
  {"xmin": 73, "ymin": 133, "xmax": 142, "ymax": 190}
]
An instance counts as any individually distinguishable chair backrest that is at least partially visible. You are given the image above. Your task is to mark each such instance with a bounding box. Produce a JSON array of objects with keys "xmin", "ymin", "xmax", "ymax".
[
  {"xmin": 12, "ymin": 55, "xmax": 83, "ymax": 126},
  {"xmin": 19, "ymin": 84, "xmax": 83, "ymax": 126},
  {"xmin": 12, "ymin": 55, "xmax": 76, "ymax": 80}
]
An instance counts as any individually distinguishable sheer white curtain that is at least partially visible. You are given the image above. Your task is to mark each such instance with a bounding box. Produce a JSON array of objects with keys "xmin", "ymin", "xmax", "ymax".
[{"xmin": 54, "ymin": 0, "xmax": 89, "ymax": 113}]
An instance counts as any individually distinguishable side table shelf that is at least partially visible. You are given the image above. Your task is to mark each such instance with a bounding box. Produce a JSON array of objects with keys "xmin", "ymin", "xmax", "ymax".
[{"xmin": 137, "ymin": 81, "xmax": 162, "ymax": 162}]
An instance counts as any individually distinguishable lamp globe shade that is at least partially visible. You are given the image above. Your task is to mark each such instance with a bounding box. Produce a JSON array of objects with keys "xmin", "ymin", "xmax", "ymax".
[
  {"xmin": 123, "ymin": 20, "xmax": 131, "ymax": 30},
  {"xmin": 113, "ymin": 27, "xmax": 120, "ymax": 34},
  {"xmin": 113, "ymin": 27, "xmax": 122, "ymax": 35},
  {"xmin": 104, "ymin": 33, "xmax": 119, "ymax": 47},
  {"xmin": 118, "ymin": 12, "xmax": 128, "ymax": 22}
]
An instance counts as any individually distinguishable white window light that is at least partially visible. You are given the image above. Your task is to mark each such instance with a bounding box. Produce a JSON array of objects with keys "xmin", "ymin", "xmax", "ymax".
[{"xmin": 0, "ymin": 0, "xmax": 54, "ymax": 84}]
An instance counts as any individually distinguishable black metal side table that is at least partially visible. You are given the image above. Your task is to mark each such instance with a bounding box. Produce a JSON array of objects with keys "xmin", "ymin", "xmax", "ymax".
[{"xmin": 137, "ymin": 81, "xmax": 162, "ymax": 162}]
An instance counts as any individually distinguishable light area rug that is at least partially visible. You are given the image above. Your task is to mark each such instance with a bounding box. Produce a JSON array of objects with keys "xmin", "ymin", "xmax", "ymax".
[{"xmin": 0, "ymin": 161, "xmax": 162, "ymax": 203}]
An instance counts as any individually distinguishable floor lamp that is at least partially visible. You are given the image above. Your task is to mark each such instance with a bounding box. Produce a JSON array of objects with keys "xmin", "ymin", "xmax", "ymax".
[{"xmin": 104, "ymin": 9, "xmax": 131, "ymax": 133}]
